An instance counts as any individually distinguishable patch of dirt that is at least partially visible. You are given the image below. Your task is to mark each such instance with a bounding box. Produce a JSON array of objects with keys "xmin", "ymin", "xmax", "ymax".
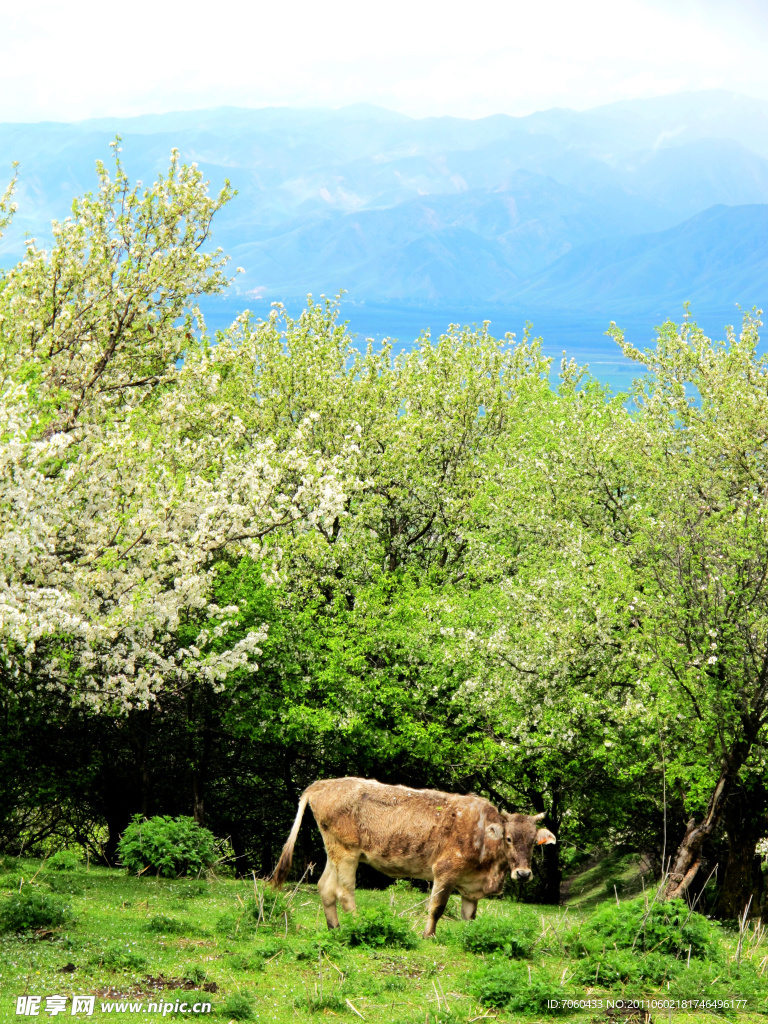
[
  {"xmin": 93, "ymin": 976, "xmax": 218, "ymax": 998},
  {"xmin": 604, "ymin": 1008, "xmax": 652, "ymax": 1023},
  {"xmin": 370, "ymin": 954, "xmax": 445, "ymax": 980}
]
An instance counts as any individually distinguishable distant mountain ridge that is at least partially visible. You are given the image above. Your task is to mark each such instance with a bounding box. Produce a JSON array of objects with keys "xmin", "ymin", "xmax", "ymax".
[
  {"xmin": 1, "ymin": 91, "xmax": 767, "ymax": 314},
  {"xmin": 516, "ymin": 204, "xmax": 768, "ymax": 313}
]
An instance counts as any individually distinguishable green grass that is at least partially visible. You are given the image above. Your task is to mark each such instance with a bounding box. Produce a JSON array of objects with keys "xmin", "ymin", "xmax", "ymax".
[
  {"xmin": 0, "ymin": 857, "xmax": 767, "ymax": 1022},
  {"xmin": 562, "ymin": 849, "xmax": 651, "ymax": 909}
]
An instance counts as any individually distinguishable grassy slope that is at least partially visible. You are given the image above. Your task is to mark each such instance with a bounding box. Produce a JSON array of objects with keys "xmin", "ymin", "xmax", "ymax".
[{"xmin": 1, "ymin": 858, "xmax": 767, "ymax": 1023}]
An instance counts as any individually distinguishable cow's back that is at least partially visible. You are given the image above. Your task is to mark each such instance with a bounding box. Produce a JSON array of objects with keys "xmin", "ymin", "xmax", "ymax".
[{"xmin": 305, "ymin": 777, "xmax": 500, "ymax": 880}]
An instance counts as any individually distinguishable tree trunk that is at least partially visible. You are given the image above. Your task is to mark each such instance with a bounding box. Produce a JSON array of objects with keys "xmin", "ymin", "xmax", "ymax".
[
  {"xmin": 665, "ymin": 769, "xmax": 731, "ymax": 899},
  {"xmin": 715, "ymin": 834, "xmax": 762, "ymax": 919},
  {"xmin": 192, "ymin": 771, "xmax": 205, "ymax": 826},
  {"xmin": 528, "ymin": 787, "xmax": 561, "ymax": 904},
  {"xmin": 713, "ymin": 790, "xmax": 767, "ymax": 919},
  {"xmin": 103, "ymin": 796, "xmax": 133, "ymax": 866},
  {"xmin": 541, "ymin": 791, "xmax": 562, "ymax": 905}
]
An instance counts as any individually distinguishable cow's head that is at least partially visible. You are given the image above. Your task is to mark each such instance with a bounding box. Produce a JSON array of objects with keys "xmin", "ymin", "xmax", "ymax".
[{"xmin": 487, "ymin": 811, "xmax": 556, "ymax": 881}]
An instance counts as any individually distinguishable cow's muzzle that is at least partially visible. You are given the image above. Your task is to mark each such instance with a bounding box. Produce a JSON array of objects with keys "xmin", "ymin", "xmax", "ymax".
[{"xmin": 512, "ymin": 868, "xmax": 532, "ymax": 881}]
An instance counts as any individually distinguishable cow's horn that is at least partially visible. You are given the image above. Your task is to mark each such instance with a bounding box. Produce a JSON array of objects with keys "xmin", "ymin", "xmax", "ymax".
[{"xmin": 532, "ymin": 811, "xmax": 546, "ymax": 822}]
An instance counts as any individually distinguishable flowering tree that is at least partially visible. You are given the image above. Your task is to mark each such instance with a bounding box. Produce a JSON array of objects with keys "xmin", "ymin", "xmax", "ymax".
[
  {"xmin": 4, "ymin": 145, "xmax": 767, "ymax": 918},
  {"xmin": 0, "ymin": 148, "xmax": 349, "ymax": 714},
  {"xmin": 607, "ymin": 312, "xmax": 768, "ymax": 913}
]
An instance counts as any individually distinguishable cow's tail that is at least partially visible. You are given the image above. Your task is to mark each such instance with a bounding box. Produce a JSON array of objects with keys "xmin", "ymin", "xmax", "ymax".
[{"xmin": 271, "ymin": 790, "xmax": 310, "ymax": 888}]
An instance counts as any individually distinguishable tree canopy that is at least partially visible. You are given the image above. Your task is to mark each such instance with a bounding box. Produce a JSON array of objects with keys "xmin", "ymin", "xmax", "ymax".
[{"xmin": 1, "ymin": 148, "xmax": 767, "ymax": 919}]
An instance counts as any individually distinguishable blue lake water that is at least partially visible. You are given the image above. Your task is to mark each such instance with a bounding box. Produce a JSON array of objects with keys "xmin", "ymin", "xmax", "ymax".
[{"xmin": 198, "ymin": 296, "xmax": 753, "ymax": 396}]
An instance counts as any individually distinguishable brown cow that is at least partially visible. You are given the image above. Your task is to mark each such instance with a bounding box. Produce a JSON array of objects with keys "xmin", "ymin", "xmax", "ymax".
[{"xmin": 271, "ymin": 777, "xmax": 556, "ymax": 937}]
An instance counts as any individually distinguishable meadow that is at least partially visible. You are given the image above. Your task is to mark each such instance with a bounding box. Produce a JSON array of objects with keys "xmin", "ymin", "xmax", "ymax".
[
  {"xmin": 4, "ymin": 149, "xmax": 768, "ymax": 1024},
  {"xmin": 2, "ymin": 854, "xmax": 768, "ymax": 1024}
]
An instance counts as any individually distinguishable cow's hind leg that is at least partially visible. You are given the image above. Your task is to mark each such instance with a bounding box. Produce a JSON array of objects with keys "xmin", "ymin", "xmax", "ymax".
[
  {"xmin": 318, "ymin": 859, "xmax": 340, "ymax": 929},
  {"xmin": 335, "ymin": 854, "xmax": 359, "ymax": 915},
  {"xmin": 461, "ymin": 897, "xmax": 478, "ymax": 921},
  {"xmin": 424, "ymin": 875, "xmax": 454, "ymax": 938}
]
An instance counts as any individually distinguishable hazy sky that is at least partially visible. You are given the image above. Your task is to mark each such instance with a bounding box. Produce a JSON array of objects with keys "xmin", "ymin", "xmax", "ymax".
[{"xmin": 2, "ymin": 0, "xmax": 768, "ymax": 122}]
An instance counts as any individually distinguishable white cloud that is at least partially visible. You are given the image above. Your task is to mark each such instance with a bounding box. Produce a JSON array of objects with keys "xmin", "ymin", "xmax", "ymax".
[{"xmin": 0, "ymin": 0, "xmax": 765, "ymax": 121}]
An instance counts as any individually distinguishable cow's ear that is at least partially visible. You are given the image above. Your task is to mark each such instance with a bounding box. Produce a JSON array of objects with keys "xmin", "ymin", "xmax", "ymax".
[
  {"xmin": 536, "ymin": 828, "xmax": 556, "ymax": 846},
  {"xmin": 485, "ymin": 823, "xmax": 503, "ymax": 840}
]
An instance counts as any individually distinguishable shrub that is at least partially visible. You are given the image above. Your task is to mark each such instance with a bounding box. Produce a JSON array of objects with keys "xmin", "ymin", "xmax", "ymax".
[
  {"xmin": 294, "ymin": 988, "xmax": 347, "ymax": 1014},
  {"xmin": 339, "ymin": 906, "xmax": 417, "ymax": 949},
  {"xmin": 227, "ymin": 954, "xmax": 264, "ymax": 973},
  {"xmin": 460, "ymin": 912, "xmax": 537, "ymax": 958},
  {"xmin": 216, "ymin": 911, "xmax": 256, "ymax": 940},
  {"xmin": 94, "ymin": 944, "xmax": 148, "ymax": 973},
  {"xmin": 391, "ymin": 878, "xmax": 419, "ymax": 893},
  {"xmin": 604, "ymin": 876, "xmax": 627, "ymax": 896},
  {"xmin": 0, "ymin": 890, "xmax": 70, "ymax": 932},
  {"xmin": 255, "ymin": 938, "xmax": 288, "ymax": 960},
  {"xmin": 571, "ymin": 948, "xmax": 680, "ymax": 988},
  {"xmin": 117, "ymin": 815, "xmax": 216, "ymax": 878},
  {"xmin": 566, "ymin": 895, "xmax": 719, "ymax": 960},
  {"xmin": 384, "ymin": 977, "xmax": 407, "ymax": 992},
  {"xmin": 45, "ymin": 875, "xmax": 85, "ymax": 895},
  {"xmin": 184, "ymin": 965, "xmax": 213, "ymax": 985},
  {"xmin": 0, "ymin": 873, "xmax": 22, "ymax": 891},
  {"xmin": 221, "ymin": 991, "xmax": 255, "ymax": 1021},
  {"xmin": 468, "ymin": 962, "xmax": 573, "ymax": 1014},
  {"xmin": 216, "ymin": 912, "xmax": 241, "ymax": 938},
  {"xmin": 145, "ymin": 914, "xmax": 186, "ymax": 934},
  {"xmin": 668, "ymin": 960, "xmax": 768, "ymax": 1011},
  {"xmin": 47, "ymin": 850, "xmax": 81, "ymax": 871},
  {"xmin": 294, "ymin": 935, "xmax": 342, "ymax": 961},
  {"xmin": 248, "ymin": 882, "xmax": 293, "ymax": 930},
  {"xmin": 172, "ymin": 881, "xmax": 207, "ymax": 900}
]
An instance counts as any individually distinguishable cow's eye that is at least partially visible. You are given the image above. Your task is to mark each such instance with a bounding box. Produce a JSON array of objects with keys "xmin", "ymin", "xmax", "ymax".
[{"xmin": 505, "ymin": 837, "xmax": 512, "ymax": 843}]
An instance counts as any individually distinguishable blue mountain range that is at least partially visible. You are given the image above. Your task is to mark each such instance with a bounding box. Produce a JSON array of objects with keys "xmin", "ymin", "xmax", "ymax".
[{"xmin": 1, "ymin": 90, "xmax": 767, "ymax": 322}]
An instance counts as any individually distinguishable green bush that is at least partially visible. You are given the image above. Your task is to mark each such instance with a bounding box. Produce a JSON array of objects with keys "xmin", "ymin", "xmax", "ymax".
[
  {"xmin": 93, "ymin": 943, "xmax": 148, "ymax": 973},
  {"xmin": 0, "ymin": 890, "xmax": 70, "ymax": 932},
  {"xmin": 117, "ymin": 814, "xmax": 216, "ymax": 878},
  {"xmin": 294, "ymin": 934, "xmax": 343, "ymax": 961},
  {"xmin": 47, "ymin": 850, "xmax": 81, "ymax": 871},
  {"xmin": 293, "ymin": 989, "xmax": 347, "ymax": 1014},
  {"xmin": 339, "ymin": 906, "xmax": 417, "ymax": 949},
  {"xmin": 460, "ymin": 912, "xmax": 536, "ymax": 957},
  {"xmin": 668, "ymin": 960, "xmax": 768, "ymax": 1012},
  {"xmin": 383, "ymin": 977, "xmax": 407, "ymax": 992},
  {"xmin": 468, "ymin": 962, "xmax": 573, "ymax": 1014},
  {"xmin": 571, "ymin": 948, "xmax": 680, "ymax": 987},
  {"xmin": 221, "ymin": 991, "xmax": 255, "ymax": 1020},
  {"xmin": 184, "ymin": 965, "xmax": 213, "ymax": 986},
  {"xmin": 216, "ymin": 911, "xmax": 256, "ymax": 940},
  {"xmin": 227, "ymin": 954, "xmax": 264, "ymax": 973},
  {"xmin": 145, "ymin": 914, "xmax": 186, "ymax": 934},
  {"xmin": 248, "ymin": 882, "xmax": 293, "ymax": 929},
  {"xmin": 45, "ymin": 874, "xmax": 85, "ymax": 895},
  {"xmin": 0, "ymin": 872, "xmax": 22, "ymax": 891},
  {"xmin": 566, "ymin": 895, "xmax": 719, "ymax": 960}
]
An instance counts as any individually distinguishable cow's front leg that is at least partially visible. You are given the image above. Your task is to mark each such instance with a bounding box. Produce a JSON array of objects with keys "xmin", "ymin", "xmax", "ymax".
[
  {"xmin": 461, "ymin": 897, "xmax": 478, "ymax": 921},
  {"xmin": 424, "ymin": 876, "xmax": 454, "ymax": 938}
]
